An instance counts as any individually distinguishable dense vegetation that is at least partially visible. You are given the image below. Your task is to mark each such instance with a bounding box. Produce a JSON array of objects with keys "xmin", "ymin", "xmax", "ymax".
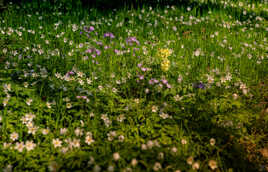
[{"xmin": 0, "ymin": 0, "xmax": 268, "ymax": 171}]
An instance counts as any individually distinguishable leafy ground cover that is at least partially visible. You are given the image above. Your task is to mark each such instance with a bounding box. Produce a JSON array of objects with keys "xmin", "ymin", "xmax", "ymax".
[{"xmin": 0, "ymin": 0, "xmax": 268, "ymax": 171}]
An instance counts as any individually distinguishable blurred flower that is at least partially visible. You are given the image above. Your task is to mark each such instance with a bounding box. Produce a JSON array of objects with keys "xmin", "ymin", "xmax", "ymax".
[
  {"xmin": 194, "ymin": 49, "xmax": 201, "ymax": 57},
  {"xmin": 208, "ymin": 160, "xmax": 218, "ymax": 170},
  {"xmin": 232, "ymin": 93, "xmax": 238, "ymax": 100},
  {"xmin": 157, "ymin": 48, "xmax": 172, "ymax": 58},
  {"xmin": 3, "ymin": 165, "xmax": 12, "ymax": 172},
  {"xmin": 26, "ymin": 99, "xmax": 33, "ymax": 106},
  {"xmin": 85, "ymin": 135, "xmax": 95, "ymax": 145},
  {"xmin": 46, "ymin": 102, "xmax": 52, "ymax": 109},
  {"xmin": 239, "ymin": 83, "xmax": 247, "ymax": 90},
  {"xmin": 126, "ymin": 37, "xmax": 140, "ymax": 45},
  {"xmin": 72, "ymin": 24, "xmax": 78, "ymax": 32},
  {"xmin": 147, "ymin": 140, "xmax": 154, "ymax": 149},
  {"xmin": 3, "ymin": 142, "xmax": 11, "ymax": 149},
  {"xmin": 117, "ymin": 114, "xmax": 125, "ymax": 122},
  {"xmin": 187, "ymin": 156, "xmax": 194, "ymax": 165},
  {"xmin": 210, "ymin": 138, "xmax": 216, "ymax": 146},
  {"xmin": 141, "ymin": 144, "xmax": 147, "ymax": 150},
  {"xmin": 174, "ymin": 95, "xmax": 182, "ymax": 102},
  {"xmin": 193, "ymin": 82, "xmax": 205, "ymax": 89},
  {"xmin": 84, "ymin": 26, "xmax": 95, "ymax": 32},
  {"xmin": 192, "ymin": 162, "xmax": 200, "ymax": 170},
  {"xmin": 3, "ymin": 83, "xmax": 11, "ymax": 92},
  {"xmin": 14, "ymin": 142, "xmax": 24, "ymax": 152},
  {"xmin": 90, "ymin": 112, "xmax": 95, "ymax": 117},
  {"xmin": 159, "ymin": 113, "xmax": 169, "ymax": 119},
  {"xmin": 242, "ymin": 88, "xmax": 248, "ymax": 95},
  {"xmin": 118, "ymin": 135, "xmax": 125, "ymax": 142},
  {"xmin": 66, "ymin": 103, "xmax": 72, "ymax": 109},
  {"xmin": 161, "ymin": 58, "xmax": 170, "ymax": 72},
  {"xmin": 104, "ymin": 32, "xmax": 115, "ymax": 38},
  {"xmin": 61, "ymin": 147, "xmax": 69, "ymax": 154},
  {"xmin": 181, "ymin": 139, "xmax": 187, "ymax": 145},
  {"xmin": 171, "ymin": 147, "xmax": 178, "ymax": 153},
  {"xmin": 260, "ymin": 148, "xmax": 268, "ymax": 158},
  {"xmin": 25, "ymin": 140, "xmax": 36, "ymax": 151},
  {"xmin": 52, "ymin": 138, "xmax": 62, "ymax": 148},
  {"xmin": 2, "ymin": 48, "xmax": 7, "ymax": 54},
  {"xmin": 60, "ymin": 128, "xmax": 68, "ymax": 135},
  {"xmin": 10, "ymin": 132, "xmax": 19, "ymax": 141},
  {"xmin": 153, "ymin": 162, "xmax": 162, "ymax": 171},
  {"xmin": 75, "ymin": 128, "xmax": 83, "ymax": 136},
  {"xmin": 131, "ymin": 159, "xmax": 138, "ymax": 167},
  {"xmin": 71, "ymin": 138, "xmax": 80, "ymax": 148},
  {"xmin": 152, "ymin": 105, "xmax": 158, "ymax": 112},
  {"xmin": 42, "ymin": 128, "xmax": 50, "ymax": 135},
  {"xmin": 207, "ymin": 75, "xmax": 214, "ymax": 84},
  {"xmin": 113, "ymin": 152, "xmax": 120, "ymax": 161},
  {"xmin": 28, "ymin": 126, "xmax": 38, "ymax": 135}
]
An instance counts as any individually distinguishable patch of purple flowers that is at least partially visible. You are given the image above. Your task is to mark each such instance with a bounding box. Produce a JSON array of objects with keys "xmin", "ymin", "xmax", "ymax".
[
  {"xmin": 126, "ymin": 37, "xmax": 140, "ymax": 45},
  {"xmin": 104, "ymin": 32, "xmax": 115, "ymax": 39}
]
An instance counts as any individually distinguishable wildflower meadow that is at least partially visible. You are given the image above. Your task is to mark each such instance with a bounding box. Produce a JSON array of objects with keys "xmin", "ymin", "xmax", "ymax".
[{"xmin": 0, "ymin": 0, "xmax": 268, "ymax": 171}]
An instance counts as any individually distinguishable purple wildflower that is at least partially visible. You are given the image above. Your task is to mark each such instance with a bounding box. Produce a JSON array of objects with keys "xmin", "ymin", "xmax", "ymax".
[
  {"xmin": 104, "ymin": 33, "xmax": 109, "ymax": 37},
  {"xmin": 198, "ymin": 82, "xmax": 205, "ymax": 89},
  {"xmin": 126, "ymin": 37, "xmax": 140, "ymax": 45},
  {"xmin": 84, "ymin": 26, "xmax": 94, "ymax": 32},
  {"xmin": 139, "ymin": 75, "xmax": 144, "ymax": 80},
  {"xmin": 166, "ymin": 84, "xmax": 172, "ymax": 89},
  {"xmin": 86, "ymin": 48, "xmax": 92, "ymax": 53},
  {"xmin": 96, "ymin": 41, "xmax": 103, "ymax": 46},
  {"xmin": 89, "ymin": 26, "xmax": 94, "ymax": 31},
  {"xmin": 96, "ymin": 49, "xmax": 101, "ymax": 56},
  {"xmin": 104, "ymin": 32, "xmax": 115, "ymax": 39},
  {"xmin": 154, "ymin": 79, "xmax": 159, "ymax": 83},
  {"xmin": 114, "ymin": 49, "xmax": 120, "ymax": 55},
  {"xmin": 161, "ymin": 79, "xmax": 168, "ymax": 85},
  {"xmin": 104, "ymin": 45, "xmax": 109, "ymax": 49},
  {"xmin": 133, "ymin": 48, "xmax": 139, "ymax": 51},
  {"xmin": 141, "ymin": 67, "xmax": 147, "ymax": 72},
  {"xmin": 193, "ymin": 82, "xmax": 205, "ymax": 89},
  {"xmin": 109, "ymin": 33, "xmax": 115, "ymax": 38}
]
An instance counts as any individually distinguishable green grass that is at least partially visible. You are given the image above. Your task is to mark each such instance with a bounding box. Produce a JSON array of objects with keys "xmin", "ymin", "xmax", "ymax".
[{"xmin": 0, "ymin": 0, "xmax": 268, "ymax": 171}]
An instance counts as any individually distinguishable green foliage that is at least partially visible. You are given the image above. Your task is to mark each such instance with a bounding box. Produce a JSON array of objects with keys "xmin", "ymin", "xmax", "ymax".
[{"xmin": 0, "ymin": 0, "xmax": 267, "ymax": 171}]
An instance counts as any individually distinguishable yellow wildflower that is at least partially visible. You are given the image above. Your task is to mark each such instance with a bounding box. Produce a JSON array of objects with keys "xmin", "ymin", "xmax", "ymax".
[
  {"xmin": 161, "ymin": 58, "xmax": 170, "ymax": 72},
  {"xmin": 157, "ymin": 48, "xmax": 172, "ymax": 59}
]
